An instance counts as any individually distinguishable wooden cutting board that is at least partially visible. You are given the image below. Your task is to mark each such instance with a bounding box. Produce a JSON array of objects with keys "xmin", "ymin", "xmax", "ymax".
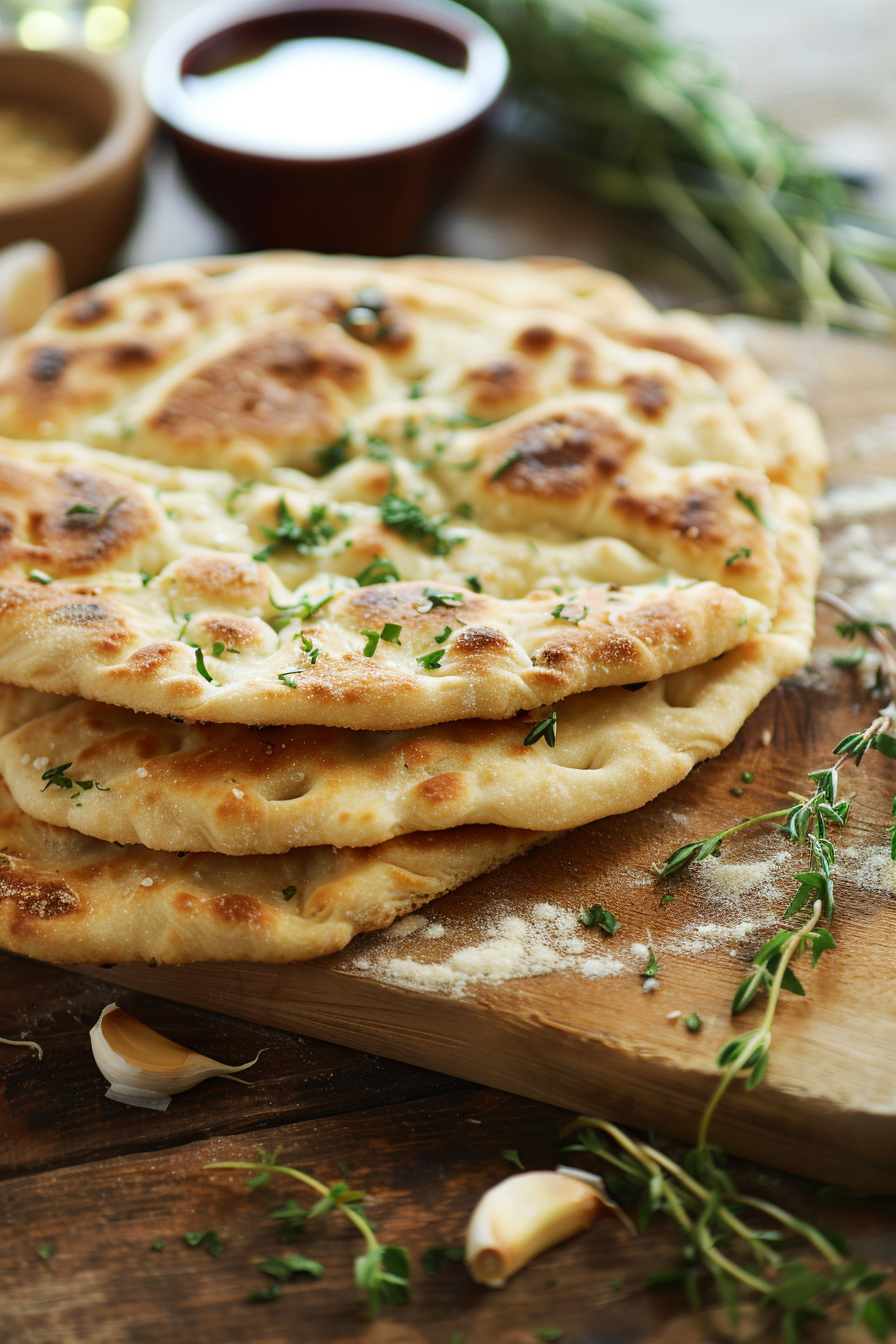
[{"xmin": 80, "ymin": 322, "xmax": 896, "ymax": 1193}]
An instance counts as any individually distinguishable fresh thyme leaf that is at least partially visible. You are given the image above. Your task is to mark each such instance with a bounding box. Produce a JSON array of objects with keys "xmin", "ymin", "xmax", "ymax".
[
  {"xmin": 523, "ymin": 711, "xmax": 558, "ymax": 748},
  {"xmin": 434, "ymin": 626, "xmax": 452, "ymax": 644},
  {"xmin": 254, "ymin": 499, "xmax": 337, "ymax": 562},
  {"xmin": 550, "ymin": 601, "xmax": 590, "ymax": 623},
  {"xmin": 416, "ymin": 648, "xmax": 445, "ymax": 669},
  {"xmin": 502, "ymin": 1148, "xmax": 524, "ymax": 1169},
  {"xmin": 184, "ymin": 1230, "xmax": 223, "ymax": 1257},
  {"xmin": 835, "ymin": 618, "xmax": 893, "ymax": 640},
  {"xmin": 27, "ymin": 569, "xmax": 52, "ymax": 584},
  {"xmin": 41, "ymin": 762, "xmax": 74, "ymax": 791},
  {"xmin": 741, "ymin": 770, "xmax": 755, "ymax": 783},
  {"xmin": 872, "ymin": 732, "xmax": 896, "ymax": 759},
  {"xmin": 685, "ymin": 1013, "xmax": 702, "ymax": 1032},
  {"xmin": 725, "ymin": 547, "xmax": 752, "ymax": 565},
  {"xmin": 578, "ymin": 903, "xmax": 620, "ymax": 934},
  {"xmin": 246, "ymin": 1284, "xmax": 282, "ymax": 1303},
  {"xmin": 317, "ymin": 430, "xmax": 351, "ymax": 474},
  {"xmin": 212, "ymin": 641, "xmax": 225, "ymax": 658},
  {"xmin": 282, "ymin": 886, "xmax": 297, "ymax": 901},
  {"xmin": 833, "ymin": 646, "xmax": 866, "ymax": 668},
  {"xmin": 490, "ymin": 447, "xmax": 522, "ymax": 479},
  {"xmin": 66, "ymin": 502, "xmax": 101, "ymax": 516},
  {"xmin": 378, "ymin": 493, "xmax": 461, "ymax": 556},
  {"xmin": 653, "ymin": 834, "xmax": 723, "ymax": 877},
  {"xmin": 260, "ymin": 1253, "xmax": 324, "ymax": 1281},
  {"xmin": 642, "ymin": 948, "xmax": 659, "ymax": 978},
  {"xmin": 193, "ymin": 646, "xmax": 215, "ymax": 683},
  {"xmin": 269, "ymin": 1196, "xmax": 308, "ymax": 1241},
  {"xmin": 355, "ymin": 556, "xmax": 400, "ymax": 586},
  {"xmin": 246, "ymin": 1171, "xmax": 271, "ymax": 1189},
  {"xmin": 422, "ymin": 1245, "xmax": 465, "ymax": 1274},
  {"xmin": 354, "ymin": 1243, "xmax": 411, "ymax": 1317},
  {"xmin": 37, "ymin": 1244, "xmax": 56, "ymax": 1260},
  {"xmin": 735, "ymin": 489, "xmax": 774, "ymax": 529},
  {"xmin": 150, "ymin": 1240, "xmax": 166, "ymax": 1251}
]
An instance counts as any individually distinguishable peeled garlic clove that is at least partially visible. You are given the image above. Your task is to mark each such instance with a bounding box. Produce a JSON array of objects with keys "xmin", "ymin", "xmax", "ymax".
[
  {"xmin": 0, "ymin": 240, "xmax": 63, "ymax": 338},
  {"xmin": 89, "ymin": 1004, "xmax": 261, "ymax": 1111},
  {"xmin": 466, "ymin": 1168, "xmax": 612, "ymax": 1287}
]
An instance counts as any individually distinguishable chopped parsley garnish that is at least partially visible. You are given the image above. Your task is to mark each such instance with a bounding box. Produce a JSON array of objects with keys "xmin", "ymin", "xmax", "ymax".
[
  {"xmin": 415, "ymin": 587, "xmax": 463, "ymax": 612},
  {"xmin": 37, "ymin": 1245, "xmax": 56, "ymax": 1260},
  {"xmin": 833, "ymin": 647, "xmax": 865, "ymax": 668},
  {"xmin": 139, "ymin": 570, "xmax": 153, "ymax": 586},
  {"xmin": 378, "ymin": 493, "xmax": 461, "ymax": 556},
  {"xmin": 212, "ymin": 641, "xmax": 225, "ymax": 658},
  {"xmin": 408, "ymin": 380, "xmax": 424, "ymax": 399},
  {"xmin": 550, "ymin": 601, "xmax": 590, "ymax": 624},
  {"xmin": 282, "ymin": 886, "xmax": 297, "ymax": 902},
  {"xmin": 277, "ymin": 669, "xmax": 304, "ymax": 687},
  {"xmin": 226, "ymin": 479, "xmax": 257, "ymax": 514},
  {"xmin": 466, "ymin": 575, "xmax": 482, "ymax": 592},
  {"xmin": 150, "ymin": 1241, "xmax": 166, "ymax": 1252},
  {"xmin": 578, "ymin": 903, "xmax": 620, "ymax": 934},
  {"xmin": 490, "ymin": 447, "xmax": 522, "ymax": 480},
  {"xmin": 416, "ymin": 648, "xmax": 445, "ymax": 669},
  {"xmin": 455, "ymin": 501, "xmax": 474, "ymax": 520},
  {"xmin": 293, "ymin": 631, "xmax": 321, "ymax": 664},
  {"xmin": 27, "ymin": 569, "xmax": 52, "ymax": 584},
  {"xmin": 355, "ymin": 556, "xmax": 400, "ymax": 586},
  {"xmin": 404, "ymin": 417, "xmax": 420, "ymax": 440},
  {"xmin": 317, "ymin": 430, "xmax": 351, "ymax": 474},
  {"xmin": 741, "ymin": 769, "xmax": 755, "ymax": 783},
  {"xmin": 502, "ymin": 1148, "xmax": 524, "ymax": 1169},
  {"xmin": 246, "ymin": 1285, "xmax": 282, "ymax": 1303},
  {"xmin": 362, "ymin": 623, "xmax": 402, "ymax": 656},
  {"xmin": 260, "ymin": 1253, "xmax": 324, "ymax": 1282},
  {"xmin": 66, "ymin": 502, "xmax": 100, "ymax": 516},
  {"xmin": 434, "ymin": 626, "xmax": 452, "ymax": 644},
  {"xmin": 725, "ymin": 547, "xmax": 752, "ymax": 565},
  {"xmin": 253, "ymin": 499, "xmax": 336, "ymax": 562},
  {"xmin": 268, "ymin": 590, "xmax": 336, "ymax": 631},
  {"xmin": 193, "ymin": 647, "xmax": 215, "ymax": 683},
  {"xmin": 41, "ymin": 762, "xmax": 109, "ymax": 796},
  {"xmin": 523, "ymin": 711, "xmax": 558, "ymax": 748},
  {"xmin": 735, "ymin": 489, "xmax": 774, "ymax": 529},
  {"xmin": 184, "ymin": 1230, "xmax": 223, "ymax": 1258}
]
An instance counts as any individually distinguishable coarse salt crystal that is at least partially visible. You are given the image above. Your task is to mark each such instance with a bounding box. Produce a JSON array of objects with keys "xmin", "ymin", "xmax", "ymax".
[
  {"xmin": 19, "ymin": 753, "xmax": 29, "ymax": 766},
  {"xmin": 667, "ymin": 1010, "xmax": 681, "ymax": 1021},
  {"xmin": 141, "ymin": 878, "xmax": 153, "ymax": 888},
  {"xmin": 32, "ymin": 756, "xmax": 48, "ymax": 771},
  {"xmin": 136, "ymin": 767, "xmax": 148, "ymax": 778},
  {"xmin": 232, "ymin": 788, "xmax": 245, "ymax": 799},
  {"xmin": 642, "ymin": 977, "xmax": 659, "ymax": 993}
]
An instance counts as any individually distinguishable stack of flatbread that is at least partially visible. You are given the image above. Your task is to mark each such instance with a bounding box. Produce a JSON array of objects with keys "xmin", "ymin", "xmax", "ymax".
[{"xmin": 0, "ymin": 254, "xmax": 822, "ymax": 964}]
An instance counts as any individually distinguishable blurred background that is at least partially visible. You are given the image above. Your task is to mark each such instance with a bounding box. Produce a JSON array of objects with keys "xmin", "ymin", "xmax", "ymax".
[{"xmin": 2, "ymin": 0, "xmax": 896, "ymax": 319}]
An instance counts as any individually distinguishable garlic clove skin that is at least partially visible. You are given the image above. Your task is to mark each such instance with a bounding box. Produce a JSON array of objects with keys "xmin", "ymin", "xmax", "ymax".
[
  {"xmin": 89, "ymin": 1004, "xmax": 261, "ymax": 1111},
  {"xmin": 466, "ymin": 1169, "xmax": 609, "ymax": 1287}
]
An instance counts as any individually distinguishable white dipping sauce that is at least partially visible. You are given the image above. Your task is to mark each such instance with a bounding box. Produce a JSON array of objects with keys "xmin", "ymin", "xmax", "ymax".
[{"xmin": 182, "ymin": 37, "xmax": 468, "ymax": 157}]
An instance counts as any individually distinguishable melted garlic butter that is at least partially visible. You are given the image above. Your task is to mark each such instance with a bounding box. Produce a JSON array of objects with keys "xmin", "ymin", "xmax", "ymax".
[{"xmin": 0, "ymin": 104, "xmax": 88, "ymax": 203}]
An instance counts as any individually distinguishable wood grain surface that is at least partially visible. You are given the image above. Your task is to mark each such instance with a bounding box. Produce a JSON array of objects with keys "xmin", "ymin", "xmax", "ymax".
[{"xmin": 74, "ymin": 322, "xmax": 896, "ymax": 1192}]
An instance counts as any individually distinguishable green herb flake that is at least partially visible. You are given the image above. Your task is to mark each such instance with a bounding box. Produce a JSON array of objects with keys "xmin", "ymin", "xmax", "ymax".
[
  {"xmin": 536, "ymin": 1330, "xmax": 564, "ymax": 1342},
  {"xmin": 523, "ymin": 711, "xmax": 558, "ymax": 748},
  {"xmin": 277, "ymin": 669, "xmax": 304, "ymax": 687},
  {"xmin": 434, "ymin": 626, "xmax": 452, "ymax": 644},
  {"xmin": 282, "ymin": 885, "xmax": 297, "ymax": 902},
  {"xmin": 354, "ymin": 1243, "xmax": 411, "ymax": 1317},
  {"xmin": 466, "ymin": 575, "xmax": 483, "ymax": 592},
  {"xmin": 578, "ymin": 903, "xmax": 620, "ymax": 934},
  {"xmin": 225, "ymin": 479, "xmax": 257, "ymax": 514},
  {"xmin": 212, "ymin": 641, "xmax": 225, "ymax": 658},
  {"xmin": 27, "ymin": 569, "xmax": 52, "ymax": 585},
  {"xmin": 260, "ymin": 1253, "xmax": 324, "ymax": 1282},
  {"xmin": 643, "ymin": 948, "xmax": 659, "ymax": 978},
  {"xmin": 379, "ymin": 493, "xmax": 461, "ymax": 556},
  {"xmin": 725, "ymin": 547, "xmax": 751, "ymax": 565},
  {"xmin": 422, "ymin": 1244, "xmax": 465, "ymax": 1274},
  {"xmin": 355, "ymin": 556, "xmax": 400, "ymax": 586},
  {"xmin": 740, "ymin": 770, "xmax": 755, "ymax": 783},
  {"xmin": 184, "ymin": 1230, "xmax": 223, "ymax": 1258},
  {"xmin": 317, "ymin": 431, "xmax": 351, "ymax": 474},
  {"xmin": 832, "ymin": 646, "xmax": 866, "ymax": 668},
  {"xmin": 66, "ymin": 502, "xmax": 100, "ymax": 516},
  {"xmin": 551, "ymin": 601, "xmax": 590, "ymax": 624},
  {"xmin": 150, "ymin": 1240, "xmax": 166, "ymax": 1251},
  {"xmin": 253, "ymin": 499, "xmax": 336, "ymax": 562},
  {"xmin": 735, "ymin": 489, "xmax": 774, "ymax": 529},
  {"xmin": 490, "ymin": 447, "xmax": 522, "ymax": 480},
  {"xmin": 362, "ymin": 631, "xmax": 380, "ymax": 657},
  {"xmin": 685, "ymin": 1013, "xmax": 702, "ymax": 1032},
  {"xmin": 193, "ymin": 646, "xmax": 215, "ymax": 683},
  {"xmin": 246, "ymin": 1284, "xmax": 282, "ymax": 1303},
  {"xmin": 139, "ymin": 570, "xmax": 153, "ymax": 586},
  {"xmin": 416, "ymin": 648, "xmax": 445, "ymax": 669},
  {"xmin": 36, "ymin": 1244, "xmax": 56, "ymax": 1260},
  {"xmin": 502, "ymin": 1148, "xmax": 524, "ymax": 1169},
  {"xmin": 417, "ymin": 586, "xmax": 463, "ymax": 610}
]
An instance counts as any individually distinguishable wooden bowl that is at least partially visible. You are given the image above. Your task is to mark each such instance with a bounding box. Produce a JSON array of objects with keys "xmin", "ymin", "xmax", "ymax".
[
  {"xmin": 0, "ymin": 44, "xmax": 153, "ymax": 290},
  {"xmin": 143, "ymin": 0, "xmax": 508, "ymax": 254}
]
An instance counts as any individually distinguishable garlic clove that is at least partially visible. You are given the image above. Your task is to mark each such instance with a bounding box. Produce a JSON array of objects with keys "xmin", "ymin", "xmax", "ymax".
[
  {"xmin": 89, "ymin": 1004, "xmax": 261, "ymax": 1111},
  {"xmin": 0, "ymin": 240, "xmax": 63, "ymax": 338},
  {"xmin": 466, "ymin": 1168, "xmax": 615, "ymax": 1287}
]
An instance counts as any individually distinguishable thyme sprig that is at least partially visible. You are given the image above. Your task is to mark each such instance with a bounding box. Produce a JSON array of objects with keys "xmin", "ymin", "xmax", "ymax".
[
  {"xmin": 564, "ymin": 1119, "xmax": 895, "ymax": 1339},
  {"xmin": 206, "ymin": 1159, "xmax": 410, "ymax": 1316}
]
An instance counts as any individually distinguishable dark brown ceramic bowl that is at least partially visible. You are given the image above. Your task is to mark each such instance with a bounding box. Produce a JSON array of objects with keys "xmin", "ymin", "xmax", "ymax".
[
  {"xmin": 143, "ymin": 0, "xmax": 508, "ymax": 254},
  {"xmin": 0, "ymin": 44, "xmax": 153, "ymax": 289}
]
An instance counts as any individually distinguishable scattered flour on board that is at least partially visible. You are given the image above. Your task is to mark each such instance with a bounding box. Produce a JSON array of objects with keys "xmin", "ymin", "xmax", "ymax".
[
  {"xmin": 691, "ymin": 851, "xmax": 791, "ymax": 907},
  {"xmin": 816, "ymin": 478, "xmax": 896, "ymax": 524},
  {"xmin": 839, "ymin": 844, "xmax": 896, "ymax": 893}
]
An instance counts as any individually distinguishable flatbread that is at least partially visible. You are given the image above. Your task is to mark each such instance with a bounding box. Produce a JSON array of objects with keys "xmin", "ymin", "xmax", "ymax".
[
  {"xmin": 0, "ymin": 434, "xmax": 776, "ymax": 728},
  {"xmin": 0, "ymin": 488, "xmax": 816, "ymax": 852},
  {"xmin": 0, "ymin": 255, "xmax": 783, "ymax": 485},
  {"xmin": 0, "ymin": 779, "xmax": 543, "ymax": 963}
]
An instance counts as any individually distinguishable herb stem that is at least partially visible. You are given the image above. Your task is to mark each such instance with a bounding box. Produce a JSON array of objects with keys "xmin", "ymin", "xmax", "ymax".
[
  {"xmin": 818, "ymin": 590, "xmax": 896, "ymax": 687},
  {"xmin": 697, "ymin": 900, "xmax": 823, "ymax": 1149},
  {"xmin": 205, "ymin": 1161, "xmax": 379, "ymax": 1250}
]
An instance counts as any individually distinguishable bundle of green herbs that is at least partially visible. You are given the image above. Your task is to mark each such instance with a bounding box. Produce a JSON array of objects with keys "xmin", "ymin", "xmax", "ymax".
[{"xmin": 464, "ymin": 0, "xmax": 896, "ymax": 330}]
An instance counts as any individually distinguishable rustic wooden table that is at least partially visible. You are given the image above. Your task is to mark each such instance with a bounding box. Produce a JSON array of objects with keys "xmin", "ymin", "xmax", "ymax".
[{"xmin": 3, "ymin": 3, "xmax": 896, "ymax": 1340}]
